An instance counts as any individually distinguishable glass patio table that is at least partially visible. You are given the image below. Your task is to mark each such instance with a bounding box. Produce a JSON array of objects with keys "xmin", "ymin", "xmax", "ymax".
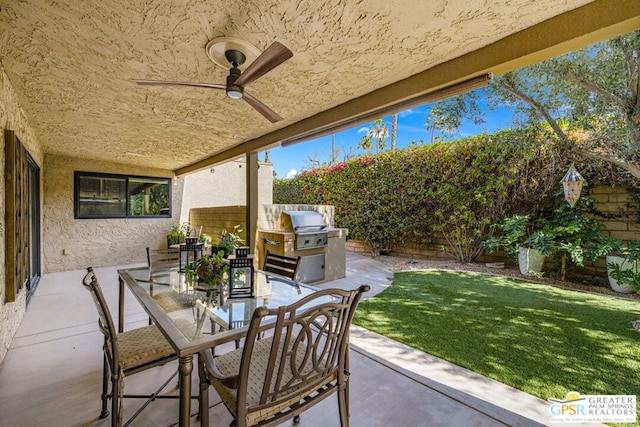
[{"xmin": 117, "ymin": 266, "xmax": 321, "ymax": 427}]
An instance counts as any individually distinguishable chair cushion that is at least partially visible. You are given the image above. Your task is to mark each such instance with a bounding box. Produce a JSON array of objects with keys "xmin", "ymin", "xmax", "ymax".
[
  {"xmin": 118, "ymin": 325, "xmax": 175, "ymax": 371},
  {"xmin": 209, "ymin": 336, "xmax": 337, "ymax": 426}
]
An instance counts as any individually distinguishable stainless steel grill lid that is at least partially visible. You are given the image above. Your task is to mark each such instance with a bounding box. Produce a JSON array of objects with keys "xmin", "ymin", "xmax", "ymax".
[
  {"xmin": 280, "ymin": 211, "xmax": 327, "ymax": 232},
  {"xmin": 280, "ymin": 211, "xmax": 328, "ymax": 249}
]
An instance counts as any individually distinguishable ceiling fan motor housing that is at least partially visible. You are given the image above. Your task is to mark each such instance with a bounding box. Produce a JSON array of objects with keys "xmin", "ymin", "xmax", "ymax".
[{"xmin": 226, "ymin": 67, "xmax": 244, "ymax": 99}]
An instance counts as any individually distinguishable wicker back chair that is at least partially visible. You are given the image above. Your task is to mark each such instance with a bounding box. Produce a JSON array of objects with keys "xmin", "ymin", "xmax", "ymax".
[
  {"xmin": 198, "ymin": 285, "xmax": 370, "ymax": 427},
  {"xmin": 262, "ymin": 250, "xmax": 301, "ymax": 280},
  {"xmin": 82, "ymin": 267, "xmax": 178, "ymax": 427}
]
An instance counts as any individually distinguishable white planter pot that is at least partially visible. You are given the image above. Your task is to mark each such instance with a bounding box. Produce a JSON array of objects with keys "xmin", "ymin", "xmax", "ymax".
[
  {"xmin": 606, "ymin": 255, "xmax": 637, "ymax": 293},
  {"xmin": 518, "ymin": 247, "xmax": 545, "ymax": 276}
]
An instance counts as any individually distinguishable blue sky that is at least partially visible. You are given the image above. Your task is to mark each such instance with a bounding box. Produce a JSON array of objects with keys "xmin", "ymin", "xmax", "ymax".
[{"xmin": 265, "ymin": 101, "xmax": 512, "ymax": 179}]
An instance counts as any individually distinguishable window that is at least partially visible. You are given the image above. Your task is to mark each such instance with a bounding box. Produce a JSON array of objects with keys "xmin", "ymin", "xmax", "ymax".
[{"xmin": 74, "ymin": 172, "xmax": 171, "ymax": 219}]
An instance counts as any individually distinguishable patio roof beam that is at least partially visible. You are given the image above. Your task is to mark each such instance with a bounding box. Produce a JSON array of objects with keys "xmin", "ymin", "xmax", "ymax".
[{"xmin": 246, "ymin": 151, "xmax": 259, "ymax": 253}]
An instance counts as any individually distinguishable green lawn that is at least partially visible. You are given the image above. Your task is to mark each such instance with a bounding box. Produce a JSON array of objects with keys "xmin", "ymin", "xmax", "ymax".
[{"xmin": 353, "ymin": 270, "xmax": 640, "ymax": 426}]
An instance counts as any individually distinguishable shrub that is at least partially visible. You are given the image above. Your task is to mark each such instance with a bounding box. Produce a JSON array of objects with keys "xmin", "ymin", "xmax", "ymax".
[{"xmin": 274, "ymin": 127, "xmax": 614, "ymax": 262}]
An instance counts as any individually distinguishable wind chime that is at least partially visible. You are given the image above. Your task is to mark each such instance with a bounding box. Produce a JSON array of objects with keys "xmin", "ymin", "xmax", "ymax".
[{"xmin": 561, "ymin": 164, "xmax": 585, "ymax": 207}]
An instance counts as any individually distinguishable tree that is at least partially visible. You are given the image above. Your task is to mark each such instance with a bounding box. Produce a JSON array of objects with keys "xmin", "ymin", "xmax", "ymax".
[
  {"xmin": 331, "ymin": 133, "xmax": 337, "ymax": 164},
  {"xmin": 303, "ymin": 135, "xmax": 351, "ymax": 171},
  {"xmin": 425, "ymin": 106, "xmax": 459, "ymax": 142},
  {"xmin": 425, "ymin": 94, "xmax": 484, "ymax": 143},
  {"xmin": 428, "ymin": 30, "xmax": 640, "ymax": 179},
  {"xmin": 391, "ymin": 113, "xmax": 398, "ymax": 149},
  {"xmin": 367, "ymin": 118, "xmax": 389, "ymax": 153},
  {"xmin": 357, "ymin": 133, "xmax": 373, "ymax": 154},
  {"xmin": 303, "ymin": 154, "xmax": 327, "ymax": 171},
  {"xmin": 357, "ymin": 118, "xmax": 388, "ymax": 154}
]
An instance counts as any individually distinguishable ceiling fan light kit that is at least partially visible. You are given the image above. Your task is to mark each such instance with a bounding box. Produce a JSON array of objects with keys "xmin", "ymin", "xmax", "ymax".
[
  {"xmin": 226, "ymin": 85, "xmax": 244, "ymax": 99},
  {"xmin": 134, "ymin": 38, "xmax": 293, "ymax": 123},
  {"xmin": 226, "ymin": 64, "xmax": 244, "ymax": 99}
]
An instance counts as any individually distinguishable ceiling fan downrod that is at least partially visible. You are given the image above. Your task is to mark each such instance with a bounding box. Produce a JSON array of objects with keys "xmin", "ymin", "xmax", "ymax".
[{"xmin": 225, "ymin": 50, "xmax": 245, "ymax": 99}]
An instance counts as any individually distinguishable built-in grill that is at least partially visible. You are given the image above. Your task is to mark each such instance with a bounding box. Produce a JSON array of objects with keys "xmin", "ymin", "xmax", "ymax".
[
  {"xmin": 256, "ymin": 205, "xmax": 348, "ymax": 284},
  {"xmin": 280, "ymin": 211, "xmax": 328, "ymax": 250}
]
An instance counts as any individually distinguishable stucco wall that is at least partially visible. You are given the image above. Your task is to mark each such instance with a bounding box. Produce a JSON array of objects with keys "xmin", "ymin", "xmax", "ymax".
[
  {"xmin": 43, "ymin": 157, "xmax": 272, "ymax": 272},
  {"xmin": 180, "ymin": 159, "xmax": 273, "ymax": 223},
  {"xmin": 0, "ymin": 57, "xmax": 268, "ymax": 366},
  {"xmin": 43, "ymin": 154, "xmax": 184, "ymax": 272},
  {"xmin": 0, "ymin": 64, "xmax": 45, "ymax": 362}
]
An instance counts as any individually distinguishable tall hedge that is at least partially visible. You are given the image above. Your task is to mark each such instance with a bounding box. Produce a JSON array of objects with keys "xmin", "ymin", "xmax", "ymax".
[{"xmin": 273, "ymin": 128, "xmax": 611, "ymax": 261}]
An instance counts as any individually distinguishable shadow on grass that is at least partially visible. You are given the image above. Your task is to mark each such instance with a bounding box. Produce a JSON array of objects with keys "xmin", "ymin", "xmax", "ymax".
[{"xmin": 353, "ymin": 270, "xmax": 640, "ymax": 422}]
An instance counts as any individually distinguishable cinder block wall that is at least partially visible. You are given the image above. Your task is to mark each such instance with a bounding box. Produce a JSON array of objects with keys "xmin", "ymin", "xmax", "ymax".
[
  {"xmin": 348, "ymin": 183, "xmax": 639, "ymax": 286},
  {"xmin": 189, "ymin": 206, "xmax": 246, "ymax": 243},
  {"xmin": 590, "ymin": 184, "xmax": 640, "ymax": 242},
  {"xmin": 581, "ymin": 183, "xmax": 640, "ymax": 284}
]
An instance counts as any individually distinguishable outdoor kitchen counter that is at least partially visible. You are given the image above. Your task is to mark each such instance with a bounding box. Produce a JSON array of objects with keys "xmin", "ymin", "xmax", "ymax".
[
  {"xmin": 255, "ymin": 227, "xmax": 348, "ymax": 284},
  {"xmin": 257, "ymin": 227, "xmax": 348, "ymax": 238}
]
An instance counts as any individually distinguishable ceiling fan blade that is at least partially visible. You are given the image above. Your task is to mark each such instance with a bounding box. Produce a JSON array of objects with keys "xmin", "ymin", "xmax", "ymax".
[
  {"xmin": 243, "ymin": 92, "xmax": 283, "ymax": 123},
  {"xmin": 133, "ymin": 79, "xmax": 226, "ymax": 90},
  {"xmin": 234, "ymin": 42, "xmax": 293, "ymax": 87}
]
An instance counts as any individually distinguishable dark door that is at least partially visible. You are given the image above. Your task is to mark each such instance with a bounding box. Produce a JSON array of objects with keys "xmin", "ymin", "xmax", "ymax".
[{"xmin": 26, "ymin": 154, "xmax": 41, "ymax": 304}]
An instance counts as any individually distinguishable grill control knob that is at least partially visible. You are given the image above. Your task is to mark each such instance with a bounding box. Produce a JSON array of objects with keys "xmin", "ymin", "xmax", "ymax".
[{"xmin": 304, "ymin": 239, "xmax": 310, "ymax": 245}]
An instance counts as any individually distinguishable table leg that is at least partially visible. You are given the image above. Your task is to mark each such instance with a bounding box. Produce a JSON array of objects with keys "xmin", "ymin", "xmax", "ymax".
[
  {"xmin": 118, "ymin": 276, "xmax": 125, "ymax": 333},
  {"xmin": 198, "ymin": 354, "xmax": 209, "ymax": 425},
  {"xmin": 178, "ymin": 354, "xmax": 193, "ymax": 427}
]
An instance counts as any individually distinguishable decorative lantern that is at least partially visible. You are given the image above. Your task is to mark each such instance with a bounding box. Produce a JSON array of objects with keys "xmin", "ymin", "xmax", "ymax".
[
  {"xmin": 561, "ymin": 164, "xmax": 585, "ymax": 208},
  {"xmin": 227, "ymin": 250, "xmax": 254, "ymax": 298},
  {"xmin": 235, "ymin": 246, "xmax": 249, "ymax": 257}
]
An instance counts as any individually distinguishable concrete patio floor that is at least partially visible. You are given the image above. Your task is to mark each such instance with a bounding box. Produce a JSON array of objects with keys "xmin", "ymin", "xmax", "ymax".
[{"xmin": 0, "ymin": 253, "xmax": 604, "ymax": 427}]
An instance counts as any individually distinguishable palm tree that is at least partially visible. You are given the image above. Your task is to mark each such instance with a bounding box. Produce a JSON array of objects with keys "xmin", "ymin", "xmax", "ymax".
[
  {"xmin": 358, "ymin": 134, "xmax": 373, "ymax": 154},
  {"xmin": 391, "ymin": 113, "xmax": 398, "ymax": 149},
  {"xmin": 368, "ymin": 118, "xmax": 389, "ymax": 153},
  {"xmin": 331, "ymin": 133, "xmax": 337, "ymax": 164}
]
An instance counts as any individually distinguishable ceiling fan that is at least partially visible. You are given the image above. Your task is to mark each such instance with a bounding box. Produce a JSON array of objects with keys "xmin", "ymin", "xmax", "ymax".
[{"xmin": 133, "ymin": 41, "xmax": 293, "ymax": 123}]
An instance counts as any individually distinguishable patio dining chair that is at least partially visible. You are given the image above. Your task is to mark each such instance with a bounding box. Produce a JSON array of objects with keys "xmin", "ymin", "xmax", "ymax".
[
  {"xmin": 82, "ymin": 267, "xmax": 179, "ymax": 427},
  {"xmin": 145, "ymin": 247, "xmax": 181, "ymax": 324},
  {"xmin": 197, "ymin": 284, "xmax": 370, "ymax": 427},
  {"xmin": 262, "ymin": 250, "xmax": 301, "ymax": 280},
  {"xmin": 188, "ymin": 225, "xmax": 203, "ymax": 240},
  {"xmin": 146, "ymin": 247, "xmax": 180, "ymax": 272}
]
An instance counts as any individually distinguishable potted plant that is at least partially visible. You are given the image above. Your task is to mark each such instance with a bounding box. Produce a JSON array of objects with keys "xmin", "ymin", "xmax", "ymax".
[
  {"xmin": 518, "ymin": 230, "xmax": 555, "ymax": 276},
  {"xmin": 607, "ymin": 241, "xmax": 640, "ymax": 293},
  {"xmin": 540, "ymin": 200, "xmax": 613, "ymax": 281},
  {"xmin": 199, "ymin": 233, "xmax": 212, "ymax": 246},
  {"xmin": 483, "ymin": 215, "xmax": 554, "ymax": 276},
  {"xmin": 210, "ymin": 225, "xmax": 245, "ymax": 258},
  {"xmin": 486, "ymin": 198, "xmax": 614, "ymax": 281},
  {"xmin": 167, "ymin": 223, "xmax": 189, "ymax": 247},
  {"xmin": 185, "ymin": 250, "xmax": 229, "ymax": 286}
]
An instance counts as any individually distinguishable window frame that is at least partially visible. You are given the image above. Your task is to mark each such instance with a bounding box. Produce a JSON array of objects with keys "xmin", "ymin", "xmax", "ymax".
[{"xmin": 74, "ymin": 171, "xmax": 172, "ymax": 219}]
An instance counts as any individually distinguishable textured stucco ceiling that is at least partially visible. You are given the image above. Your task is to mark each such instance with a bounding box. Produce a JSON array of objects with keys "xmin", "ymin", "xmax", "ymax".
[{"xmin": 0, "ymin": 0, "xmax": 636, "ymax": 173}]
